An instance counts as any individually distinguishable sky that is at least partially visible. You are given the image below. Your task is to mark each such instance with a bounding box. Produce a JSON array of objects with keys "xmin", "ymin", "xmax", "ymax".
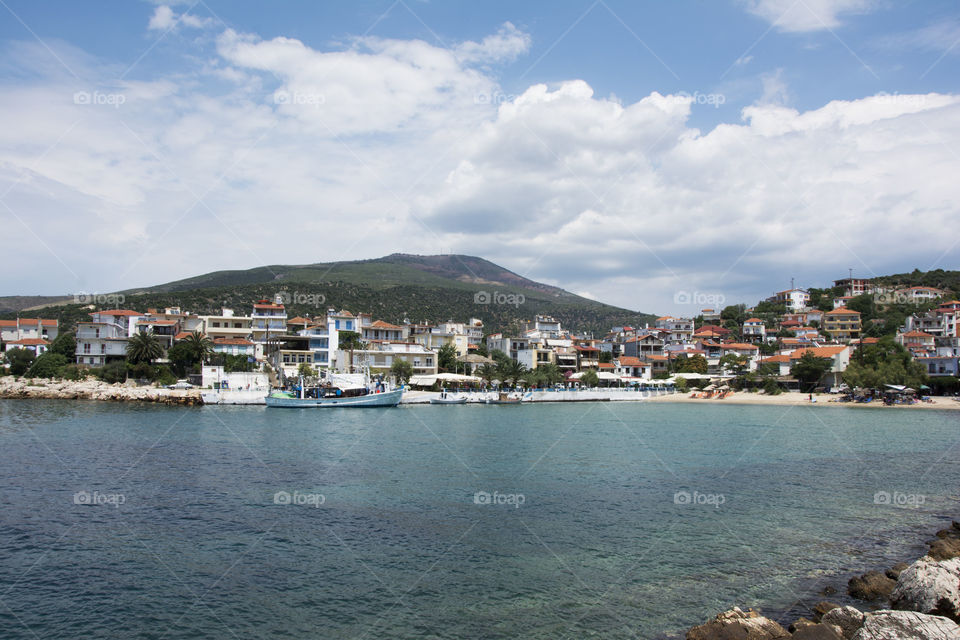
[{"xmin": 0, "ymin": 0, "xmax": 958, "ymax": 315}]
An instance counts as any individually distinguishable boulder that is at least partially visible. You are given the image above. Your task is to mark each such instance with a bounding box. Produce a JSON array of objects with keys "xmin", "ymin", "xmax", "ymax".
[
  {"xmin": 821, "ymin": 606, "xmax": 866, "ymax": 639},
  {"xmin": 889, "ymin": 557, "xmax": 960, "ymax": 621},
  {"xmin": 928, "ymin": 523, "xmax": 960, "ymax": 561},
  {"xmin": 886, "ymin": 562, "xmax": 909, "ymax": 581},
  {"xmin": 851, "ymin": 610, "xmax": 960, "ymax": 640},
  {"xmin": 813, "ymin": 602, "xmax": 841, "ymax": 621},
  {"xmin": 686, "ymin": 607, "xmax": 790, "ymax": 640},
  {"xmin": 791, "ymin": 623, "xmax": 844, "ymax": 640},
  {"xmin": 848, "ymin": 571, "xmax": 896, "ymax": 601},
  {"xmin": 789, "ymin": 618, "xmax": 816, "ymax": 632}
]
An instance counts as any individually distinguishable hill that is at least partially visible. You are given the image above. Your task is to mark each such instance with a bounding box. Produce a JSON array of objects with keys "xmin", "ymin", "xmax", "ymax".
[{"xmin": 0, "ymin": 254, "xmax": 656, "ymax": 336}]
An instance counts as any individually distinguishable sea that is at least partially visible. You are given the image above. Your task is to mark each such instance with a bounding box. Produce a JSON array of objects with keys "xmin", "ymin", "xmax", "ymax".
[{"xmin": 1, "ymin": 399, "xmax": 957, "ymax": 639}]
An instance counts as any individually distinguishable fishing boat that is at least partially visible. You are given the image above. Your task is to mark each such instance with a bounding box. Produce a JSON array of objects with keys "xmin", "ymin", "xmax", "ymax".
[
  {"xmin": 429, "ymin": 395, "xmax": 468, "ymax": 405},
  {"xmin": 265, "ymin": 371, "xmax": 403, "ymax": 408}
]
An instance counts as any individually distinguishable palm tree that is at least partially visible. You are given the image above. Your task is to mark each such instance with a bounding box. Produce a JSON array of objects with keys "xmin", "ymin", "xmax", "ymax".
[
  {"xmin": 337, "ymin": 331, "xmax": 364, "ymax": 373},
  {"xmin": 184, "ymin": 331, "xmax": 214, "ymax": 365},
  {"xmin": 498, "ymin": 359, "xmax": 527, "ymax": 388},
  {"xmin": 126, "ymin": 330, "xmax": 163, "ymax": 365},
  {"xmin": 477, "ymin": 363, "xmax": 498, "ymax": 386}
]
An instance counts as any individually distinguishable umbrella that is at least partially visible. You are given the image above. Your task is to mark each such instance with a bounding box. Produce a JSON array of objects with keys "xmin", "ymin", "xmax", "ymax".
[{"xmin": 702, "ymin": 384, "xmax": 717, "ymax": 391}]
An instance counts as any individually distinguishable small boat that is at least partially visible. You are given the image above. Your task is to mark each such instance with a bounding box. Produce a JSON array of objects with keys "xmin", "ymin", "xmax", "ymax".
[
  {"xmin": 485, "ymin": 392, "xmax": 524, "ymax": 405},
  {"xmin": 265, "ymin": 371, "xmax": 402, "ymax": 408},
  {"xmin": 430, "ymin": 395, "xmax": 468, "ymax": 405}
]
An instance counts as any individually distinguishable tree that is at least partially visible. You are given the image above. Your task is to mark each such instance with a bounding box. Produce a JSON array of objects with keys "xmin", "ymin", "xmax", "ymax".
[
  {"xmin": 790, "ymin": 352, "xmax": 833, "ymax": 391},
  {"xmin": 580, "ymin": 369, "xmax": 599, "ymax": 388},
  {"xmin": 390, "ymin": 359, "xmax": 413, "ymax": 384},
  {"xmin": 183, "ymin": 331, "xmax": 214, "ymax": 365},
  {"xmin": 437, "ymin": 343, "xmax": 458, "ymax": 373},
  {"xmin": 6, "ymin": 348, "xmax": 35, "ymax": 376},
  {"xmin": 98, "ymin": 361, "xmax": 128, "ymax": 384},
  {"xmin": 497, "ymin": 359, "xmax": 527, "ymax": 387},
  {"xmin": 475, "ymin": 342, "xmax": 489, "ymax": 357},
  {"xmin": 297, "ymin": 362, "xmax": 315, "ymax": 378},
  {"xmin": 598, "ymin": 351, "xmax": 613, "ymax": 363},
  {"xmin": 673, "ymin": 354, "xmax": 708, "ymax": 374},
  {"xmin": 166, "ymin": 341, "xmax": 196, "ymax": 377},
  {"xmin": 719, "ymin": 353, "xmax": 749, "ymax": 377},
  {"xmin": 338, "ymin": 331, "xmax": 364, "ymax": 372},
  {"xmin": 48, "ymin": 332, "xmax": 76, "ymax": 359},
  {"xmin": 721, "ymin": 304, "xmax": 748, "ymax": 338},
  {"xmin": 126, "ymin": 330, "xmax": 163, "ymax": 365},
  {"xmin": 477, "ymin": 363, "xmax": 498, "ymax": 385},
  {"xmin": 25, "ymin": 353, "xmax": 68, "ymax": 378}
]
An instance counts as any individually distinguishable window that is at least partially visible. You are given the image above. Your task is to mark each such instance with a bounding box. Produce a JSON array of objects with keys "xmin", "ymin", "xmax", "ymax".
[
  {"xmin": 100, "ymin": 344, "xmax": 106, "ymax": 353},
  {"xmin": 234, "ymin": 323, "xmax": 242, "ymax": 328},
  {"xmin": 83, "ymin": 343, "xmax": 91, "ymax": 354}
]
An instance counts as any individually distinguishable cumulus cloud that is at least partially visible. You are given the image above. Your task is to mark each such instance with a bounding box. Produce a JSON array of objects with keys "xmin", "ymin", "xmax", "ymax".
[
  {"xmin": 0, "ymin": 19, "xmax": 958, "ymax": 316},
  {"xmin": 148, "ymin": 5, "xmax": 213, "ymax": 31},
  {"xmin": 741, "ymin": 0, "xmax": 880, "ymax": 32}
]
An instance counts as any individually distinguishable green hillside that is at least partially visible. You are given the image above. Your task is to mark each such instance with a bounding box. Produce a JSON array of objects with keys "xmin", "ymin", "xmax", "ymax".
[{"xmin": 1, "ymin": 254, "xmax": 655, "ymax": 336}]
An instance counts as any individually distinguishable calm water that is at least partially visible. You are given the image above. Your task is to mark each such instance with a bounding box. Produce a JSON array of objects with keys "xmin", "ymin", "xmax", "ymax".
[{"xmin": 1, "ymin": 399, "xmax": 958, "ymax": 639}]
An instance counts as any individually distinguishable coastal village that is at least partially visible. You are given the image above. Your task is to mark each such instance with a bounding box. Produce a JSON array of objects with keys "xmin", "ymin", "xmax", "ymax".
[{"xmin": 2, "ymin": 274, "xmax": 958, "ymax": 399}]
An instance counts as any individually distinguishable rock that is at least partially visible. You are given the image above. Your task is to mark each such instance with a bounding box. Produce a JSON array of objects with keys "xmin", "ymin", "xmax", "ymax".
[
  {"xmin": 791, "ymin": 623, "xmax": 844, "ymax": 640},
  {"xmin": 889, "ymin": 557, "xmax": 960, "ymax": 621},
  {"xmin": 822, "ymin": 586, "xmax": 839, "ymax": 596},
  {"xmin": 886, "ymin": 563, "xmax": 909, "ymax": 581},
  {"xmin": 851, "ymin": 610, "xmax": 960, "ymax": 640},
  {"xmin": 790, "ymin": 618, "xmax": 816, "ymax": 632},
  {"xmin": 686, "ymin": 607, "xmax": 790, "ymax": 640},
  {"xmin": 822, "ymin": 606, "xmax": 866, "ymax": 639},
  {"xmin": 813, "ymin": 602, "xmax": 842, "ymax": 621},
  {"xmin": 929, "ymin": 523, "xmax": 960, "ymax": 561},
  {"xmin": 848, "ymin": 571, "xmax": 896, "ymax": 601}
]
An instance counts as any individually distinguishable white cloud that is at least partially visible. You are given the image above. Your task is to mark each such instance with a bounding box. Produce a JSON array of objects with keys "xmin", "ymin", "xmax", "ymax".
[
  {"xmin": 148, "ymin": 5, "xmax": 213, "ymax": 31},
  {"xmin": 1, "ymin": 22, "xmax": 958, "ymax": 317},
  {"xmin": 741, "ymin": 0, "xmax": 880, "ymax": 33}
]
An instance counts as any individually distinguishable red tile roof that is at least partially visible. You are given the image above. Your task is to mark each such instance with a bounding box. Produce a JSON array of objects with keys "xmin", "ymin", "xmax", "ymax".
[
  {"xmin": 253, "ymin": 303, "xmax": 284, "ymax": 310},
  {"xmin": 0, "ymin": 320, "xmax": 16, "ymax": 327},
  {"xmin": 92, "ymin": 310, "xmax": 141, "ymax": 316},
  {"xmin": 900, "ymin": 330, "xmax": 934, "ymax": 338},
  {"xmin": 824, "ymin": 308, "xmax": 860, "ymax": 316},
  {"xmin": 789, "ymin": 346, "xmax": 848, "ymax": 359},
  {"xmin": 370, "ymin": 320, "xmax": 403, "ymax": 330},
  {"xmin": 174, "ymin": 332, "xmax": 193, "ymax": 340},
  {"xmin": 213, "ymin": 338, "xmax": 254, "ymax": 346},
  {"xmin": 617, "ymin": 356, "xmax": 648, "ymax": 367},
  {"xmin": 8, "ymin": 338, "xmax": 49, "ymax": 345}
]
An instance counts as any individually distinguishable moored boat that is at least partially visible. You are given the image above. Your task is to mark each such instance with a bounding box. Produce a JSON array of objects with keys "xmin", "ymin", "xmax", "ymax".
[
  {"xmin": 265, "ymin": 370, "xmax": 403, "ymax": 408},
  {"xmin": 429, "ymin": 395, "xmax": 468, "ymax": 405}
]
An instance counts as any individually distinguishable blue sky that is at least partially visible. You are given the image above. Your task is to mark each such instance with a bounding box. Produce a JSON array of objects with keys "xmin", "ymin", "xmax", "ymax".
[{"xmin": 1, "ymin": 0, "xmax": 958, "ymax": 314}]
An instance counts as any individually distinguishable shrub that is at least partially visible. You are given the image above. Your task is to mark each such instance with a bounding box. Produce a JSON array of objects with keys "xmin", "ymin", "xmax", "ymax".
[
  {"xmin": 98, "ymin": 361, "xmax": 128, "ymax": 384},
  {"xmin": 155, "ymin": 365, "xmax": 177, "ymax": 386},
  {"xmin": 26, "ymin": 353, "xmax": 68, "ymax": 378},
  {"xmin": 762, "ymin": 377, "xmax": 782, "ymax": 395},
  {"xmin": 58, "ymin": 364, "xmax": 88, "ymax": 381}
]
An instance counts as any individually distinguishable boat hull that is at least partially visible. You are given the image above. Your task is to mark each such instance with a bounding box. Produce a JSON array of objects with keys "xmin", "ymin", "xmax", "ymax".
[
  {"xmin": 429, "ymin": 397, "xmax": 468, "ymax": 405},
  {"xmin": 265, "ymin": 389, "xmax": 403, "ymax": 408}
]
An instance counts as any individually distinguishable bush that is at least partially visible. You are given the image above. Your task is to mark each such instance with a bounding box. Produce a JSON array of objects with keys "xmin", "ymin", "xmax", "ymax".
[
  {"xmin": 130, "ymin": 362, "xmax": 155, "ymax": 381},
  {"xmin": 58, "ymin": 364, "xmax": 88, "ymax": 381},
  {"xmin": 155, "ymin": 365, "xmax": 177, "ymax": 386},
  {"xmin": 6, "ymin": 348, "xmax": 36, "ymax": 376},
  {"xmin": 762, "ymin": 377, "xmax": 782, "ymax": 395},
  {"xmin": 25, "ymin": 353, "xmax": 68, "ymax": 378},
  {"xmin": 98, "ymin": 361, "xmax": 128, "ymax": 384}
]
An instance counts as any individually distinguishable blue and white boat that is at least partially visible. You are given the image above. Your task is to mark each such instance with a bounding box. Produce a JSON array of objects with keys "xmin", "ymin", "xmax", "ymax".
[{"xmin": 265, "ymin": 371, "xmax": 403, "ymax": 408}]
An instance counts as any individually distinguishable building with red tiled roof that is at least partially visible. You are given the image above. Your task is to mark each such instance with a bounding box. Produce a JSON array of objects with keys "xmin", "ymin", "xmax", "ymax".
[{"xmin": 0, "ymin": 317, "xmax": 60, "ymax": 344}]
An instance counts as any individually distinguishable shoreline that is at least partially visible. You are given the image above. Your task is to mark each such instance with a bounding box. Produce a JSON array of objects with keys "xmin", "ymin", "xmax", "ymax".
[
  {"xmin": 682, "ymin": 518, "xmax": 960, "ymax": 638},
  {"xmin": 645, "ymin": 390, "xmax": 960, "ymax": 411},
  {"xmin": 0, "ymin": 376, "xmax": 201, "ymax": 405}
]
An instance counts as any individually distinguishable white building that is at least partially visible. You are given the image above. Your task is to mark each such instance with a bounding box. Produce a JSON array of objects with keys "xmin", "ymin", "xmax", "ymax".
[{"xmin": 74, "ymin": 310, "xmax": 143, "ymax": 366}]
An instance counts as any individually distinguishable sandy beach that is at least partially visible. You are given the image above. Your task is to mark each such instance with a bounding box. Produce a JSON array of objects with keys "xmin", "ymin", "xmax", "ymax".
[{"xmin": 645, "ymin": 390, "xmax": 960, "ymax": 410}]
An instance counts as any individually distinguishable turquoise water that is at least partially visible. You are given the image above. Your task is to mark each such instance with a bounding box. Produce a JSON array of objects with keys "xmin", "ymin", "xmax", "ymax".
[{"xmin": 0, "ymin": 399, "xmax": 958, "ymax": 639}]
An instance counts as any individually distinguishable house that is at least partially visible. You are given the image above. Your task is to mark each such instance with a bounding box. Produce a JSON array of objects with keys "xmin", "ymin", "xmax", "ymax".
[
  {"xmin": 614, "ymin": 356, "xmax": 651, "ymax": 380},
  {"xmin": 0, "ymin": 318, "xmax": 59, "ymax": 345},
  {"xmin": 286, "ymin": 316, "xmax": 311, "ymax": 333},
  {"xmin": 742, "ymin": 318, "xmax": 766, "ymax": 343},
  {"xmin": 623, "ymin": 333, "xmax": 664, "ymax": 358},
  {"xmin": 915, "ymin": 355, "xmax": 960, "ymax": 377},
  {"xmin": 574, "ymin": 344, "xmax": 600, "ymax": 370},
  {"xmin": 251, "ymin": 299, "xmax": 288, "ymax": 343},
  {"xmin": 344, "ymin": 341, "xmax": 437, "ymax": 376},
  {"xmin": 823, "ymin": 308, "xmax": 861, "ymax": 341},
  {"xmin": 894, "ymin": 286, "xmax": 946, "ymax": 303},
  {"xmin": 896, "ymin": 330, "xmax": 936, "ymax": 357},
  {"xmin": 516, "ymin": 345, "xmax": 556, "ymax": 370},
  {"xmin": 834, "ymin": 277, "xmax": 870, "ymax": 297},
  {"xmin": 201, "ymin": 308, "xmax": 254, "ymax": 342},
  {"xmin": 523, "ymin": 315, "xmax": 563, "ymax": 339},
  {"xmin": 660, "ymin": 317, "xmax": 694, "ymax": 344},
  {"xmin": 647, "ymin": 354, "xmax": 670, "ymax": 377},
  {"xmin": 74, "ymin": 310, "xmax": 143, "ymax": 366},
  {"xmin": 701, "ymin": 308, "xmax": 721, "ymax": 324},
  {"xmin": 789, "ymin": 326, "xmax": 820, "ymax": 340},
  {"xmin": 693, "ymin": 325, "xmax": 731, "ymax": 341},
  {"xmin": 788, "ymin": 345, "xmax": 852, "ymax": 387},
  {"xmin": 134, "ymin": 318, "xmax": 181, "ymax": 350},
  {"xmin": 212, "ymin": 338, "xmax": 256, "ymax": 358},
  {"xmin": 362, "ymin": 320, "xmax": 405, "ymax": 343},
  {"xmin": 770, "ymin": 288, "xmax": 810, "ymax": 312},
  {"xmin": 4, "ymin": 337, "xmax": 50, "ymax": 355}
]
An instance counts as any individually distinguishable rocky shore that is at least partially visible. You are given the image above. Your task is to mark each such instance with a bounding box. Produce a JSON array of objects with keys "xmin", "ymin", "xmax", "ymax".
[
  {"xmin": 0, "ymin": 376, "xmax": 202, "ymax": 405},
  {"xmin": 685, "ymin": 522, "xmax": 960, "ymax": 639}
]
